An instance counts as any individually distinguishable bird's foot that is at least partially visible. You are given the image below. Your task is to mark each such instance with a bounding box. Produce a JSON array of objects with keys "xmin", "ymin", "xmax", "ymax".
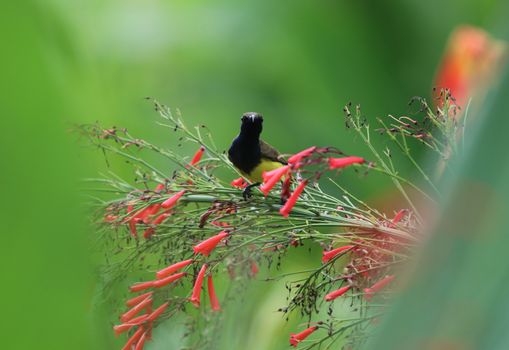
[{"xmin": 242, "ymin": 183, "xmax": 260, "ymax": 200}]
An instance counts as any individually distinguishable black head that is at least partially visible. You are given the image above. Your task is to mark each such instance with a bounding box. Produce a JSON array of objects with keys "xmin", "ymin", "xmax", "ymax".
[{"xmin": 240, "ymin": 112, "xmax": 263, "ymax": 136}]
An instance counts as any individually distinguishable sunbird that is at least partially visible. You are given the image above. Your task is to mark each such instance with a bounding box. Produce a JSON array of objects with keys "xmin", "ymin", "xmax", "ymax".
[{"xmin": 228, "ymin": 112, "xmax": 287, "ymax": 198}]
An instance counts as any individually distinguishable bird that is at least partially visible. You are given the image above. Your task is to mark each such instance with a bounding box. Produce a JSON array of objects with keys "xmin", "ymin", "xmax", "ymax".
[{"xmin": 228, "ymin": 112, "xmax": 287, "ymax": 198}]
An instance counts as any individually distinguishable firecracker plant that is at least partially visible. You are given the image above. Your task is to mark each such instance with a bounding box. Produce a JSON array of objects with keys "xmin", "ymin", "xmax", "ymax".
[{"xmin": 81, "ymin": 91, "xmax": 462, "ymax": 350}]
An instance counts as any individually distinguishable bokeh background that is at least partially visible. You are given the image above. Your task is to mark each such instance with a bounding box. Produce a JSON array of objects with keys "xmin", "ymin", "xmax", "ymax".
[{"xmin": 2, "ymin": 1, "xmax": 509, "ymax": 349}]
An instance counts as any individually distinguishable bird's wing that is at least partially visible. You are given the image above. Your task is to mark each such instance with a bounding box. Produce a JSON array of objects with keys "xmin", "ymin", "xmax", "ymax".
[{"xmin": 259, "ymin": 139, "xmax": 287, "ymax": 164}]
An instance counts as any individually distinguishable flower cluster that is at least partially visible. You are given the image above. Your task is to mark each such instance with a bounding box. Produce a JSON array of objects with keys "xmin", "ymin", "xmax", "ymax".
[
  {"xmin": 257, "ymin": 146, "xmax": 366, "ymax": 217},
  {"xmin": 81, "ymin": 99, "xmax": 438, "ymax": 349},
  {"xmin": 113, "ymin": 227, "xmax": 228, "ymax": 349},
  {"xmin": 105, "ymin": 184, "xmax": 184, "ymax": 239},
  {"xmin": 100, "ymin": 140, "xmax": 377, "ymax": 348},
  {"xmin": 320, "ymin": 209, "xmax": 408, "ymax": 303}
]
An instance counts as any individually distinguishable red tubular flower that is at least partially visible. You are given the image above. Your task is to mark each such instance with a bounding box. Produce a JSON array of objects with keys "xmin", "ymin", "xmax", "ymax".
[
  {"xmin": 146, "ymin": 203, "xmax": 161, "ymax": 218},
  {"xmin": 127, "ymin": 205, "xmax": 158, "ymax": 237},
  {"xmin": 161, "ymin": 190, "xmax": 186, "ymax": 209},
  {"xmin": 129, "ymin": 314, "xmax": 150, "ymax": 324},
  {"xmin": 250, "ymin": 261, "xmax": 259, "ymax": 277},
  {"xmin": 114, "ymin": 323, "xmax": 134, "ymax": 337},
  {"xmin": 289, "ymin": 326, "xmax": 318, "ymax": 347},
  {"xmin": 124, "ymin": 204, "xmax": 134, "ymax": 220},
  {"xmin": 143, "ymin": 206, "xmax": 159, "ymax": 223},
  {"xmin": 207, "ymin": 275, "xmax": 221, "ymax": 311},
  {"xmin": 389, "ymin": 209, "xmax": 407, "ymax": 227},
  {"xmin": 152, "ymin": 212, "xmax": 171, "ymax": 225},
  {"xmin": 156, "ymin": 259, "xmax": 193, "ymax": 279},
  {"xmin": 189, "ymin": 264, "xmax": 208, "ymax": 307},
  {"xmin": 211, "ymin": 220, "xmax": 231, "ymax": 228},
  {"xmin": 121, "ymin": 296, "xmax": 153, "ymax": 322},
  {"xmin": 154, "ymin": 183, "xmax": 165, "ymax": 192},
  {"xmin": 433, "ymin": 26, "xmax": 504, "ymax": 109},
  {"xmin": 126, "ymin": 292, "xmax": 153, "ymax": 307},
  {"xmin": 189, "ymin": 146, "xmax": 205, "ymax": 166},
  {"xmin": 325, "ymin": 286, "xmax": 351, "ymax": 302},
  {"xmin": 231, "ymin": 177, "xmax": 248, "ymax": 189},
  {"xmin": 143, "ymin": 212, "xmax": 172, "ymax": 239},
  {"xmin": 143, "ymin": 228, "xmax": 155, "ymax": 239},
  {"xmin": 134, "ymin": 331, "xmax": 147, "ymax": 350},
  {"xmin": 152, "ymin": 272, "xmax": 187, "ymax": 288},
  {"xmin": 364, "ymin": 275, "xmax": 395, "ymax": 300},
  {"xmin": 114, "ymin": 315, "xmax": 148, "ymax": 337},
  {"xmin": 279, "ymin": 180, "xmax": 308, "ymax": 217},
  {"xmin": 193, "ymin": 231, "xmax": 229, "ymax": 256},
  {"xmin": 288, "ymin": 146, "xmax": 317, "ymax": 164},
  {"xmin": 131, "ymin": 205, "xmax": 154, "ymax": 224},
  {"xmin": 147, "ymin": 302, "xmax": 169, "ymax": 322},
  {"xmin": 262, "ymin": 165, "xmax": 290, "ymax": 183},
  {"xmin": 129, "ymin": 281, "xmax": 155, "ymax": 293},
  {"xmin": 321, "ymin": 245, "xmax": 354, "ymax": 263},
  {"xmin": 260, "ymin": 165, "xmax": 291, "ymax": 196},
  {"xmin": 122, "ymin": 326, "xmax": 145, "ymax": 350},
  {"xmin": 328, "ymin": 156, "xmax": 365, "ymax": 169}
]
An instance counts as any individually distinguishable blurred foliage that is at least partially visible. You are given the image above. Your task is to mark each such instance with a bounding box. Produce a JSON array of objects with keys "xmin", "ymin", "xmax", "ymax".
[
  {"xmin": 2, "ymin": 0, "xmax": 508, "ymax": 349},
  {"xmin": 366, "ymin": 65, "xmax": 509, "ymax": 350}
]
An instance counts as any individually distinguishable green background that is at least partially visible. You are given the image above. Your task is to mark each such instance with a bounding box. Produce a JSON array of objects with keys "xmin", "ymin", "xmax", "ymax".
[{"xmin": 1, "ymin": 1, "xmax": 507, "ymax": 349}]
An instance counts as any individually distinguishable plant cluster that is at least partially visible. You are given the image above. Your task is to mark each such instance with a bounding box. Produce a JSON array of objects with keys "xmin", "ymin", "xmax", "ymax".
[{"xmin": 82, "ymin": 93, "xmax": 461, "ymax": 349}]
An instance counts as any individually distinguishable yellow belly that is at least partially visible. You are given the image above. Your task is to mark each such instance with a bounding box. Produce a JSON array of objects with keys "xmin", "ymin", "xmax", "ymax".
[{"xmin": 242, "ymin": 159, "xmax": 285, "ymax": 183}]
